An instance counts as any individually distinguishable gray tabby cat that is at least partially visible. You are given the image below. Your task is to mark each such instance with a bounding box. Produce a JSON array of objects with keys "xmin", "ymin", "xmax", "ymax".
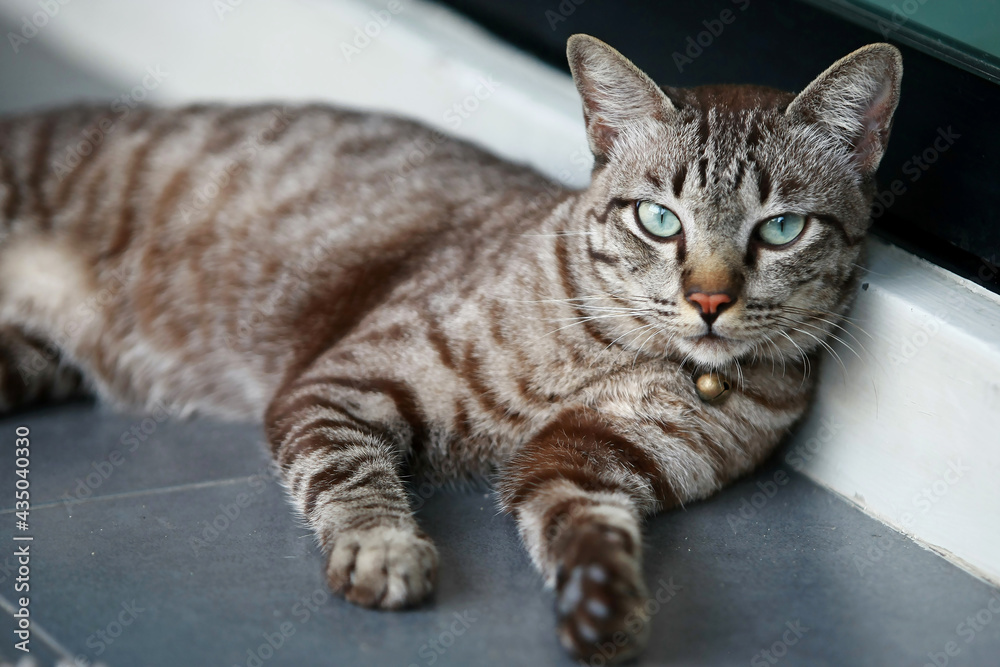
[{"xmin": 0, "ymin": 35, "xmax": 901, "ymax": 662}]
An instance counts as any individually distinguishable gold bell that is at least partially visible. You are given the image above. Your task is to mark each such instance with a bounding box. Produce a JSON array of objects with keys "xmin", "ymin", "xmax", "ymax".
[{"xmin": 695, "ymin": 372, "xmax": 732, "ymax": 404}]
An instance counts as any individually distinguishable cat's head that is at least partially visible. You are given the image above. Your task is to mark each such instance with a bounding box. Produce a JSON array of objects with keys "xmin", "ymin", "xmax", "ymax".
[{"xmin": 566, "ymin": 35, "xmax": 902, "ymax": 369}]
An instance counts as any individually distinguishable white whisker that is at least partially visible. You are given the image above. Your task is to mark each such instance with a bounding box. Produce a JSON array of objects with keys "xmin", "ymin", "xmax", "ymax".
[
  {"xmin": 592, "ymin": 323, "xmax": 658, "ymax": 368},
  {"xmin": 631, "ymin": 327, "xmax": 660, "ymax": 369},
  {"xmin": 520, "ymin": 230, "xmax": 596, "ymax": 237}
]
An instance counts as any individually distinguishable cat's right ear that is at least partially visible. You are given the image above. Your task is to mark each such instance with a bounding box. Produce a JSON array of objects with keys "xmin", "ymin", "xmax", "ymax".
[
  {"xmin": 567, "ymin": 34, "xmax": 676, "ymax": 161},
  {"xmin": 785, "ymin": 43, "xmax": 903, "ymax": 176}
]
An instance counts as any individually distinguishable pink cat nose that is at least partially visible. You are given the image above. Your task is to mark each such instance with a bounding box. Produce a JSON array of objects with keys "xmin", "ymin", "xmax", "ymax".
[{"xmin": 686, "ymin": 292, "xmax": 732, "ymax": 316}]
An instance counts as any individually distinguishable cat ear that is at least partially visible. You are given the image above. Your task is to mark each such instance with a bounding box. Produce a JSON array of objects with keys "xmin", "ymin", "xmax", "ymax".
[
  {"xmin": 786, "ymin": 43, "xmax": 903, "ymax": 175},
  {"xmin": 567, "ymin": 34, "xmax": 676, "ymax": 160}
]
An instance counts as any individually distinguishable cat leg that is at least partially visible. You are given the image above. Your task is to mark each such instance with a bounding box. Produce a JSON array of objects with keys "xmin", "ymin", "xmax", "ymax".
[
  {"xmin": 265, "ymin": 372, "xmax": 437, "ymax": 609},
  {"xmin": 499, "ymin": 410, "xmax": 667, "ymax": 663},
  {"xmin": 0, "ymin": 326, "xmax": 84, "ymax": 412}
]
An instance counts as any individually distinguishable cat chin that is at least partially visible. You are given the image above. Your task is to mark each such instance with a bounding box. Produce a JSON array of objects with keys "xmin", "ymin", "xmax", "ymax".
[{"xmin": 675, "ymin": 335, "xmax": 750, "ymax": 368}]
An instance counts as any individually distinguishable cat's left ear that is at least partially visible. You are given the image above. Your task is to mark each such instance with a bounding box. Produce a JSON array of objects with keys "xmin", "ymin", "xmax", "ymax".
[
  {"xmin": 567, "ymin": 34, "xmax": 676, "ymax": 161},
  {"xmin": 786, "ymin": 43, "xmax": 903, "ymax": 175}
]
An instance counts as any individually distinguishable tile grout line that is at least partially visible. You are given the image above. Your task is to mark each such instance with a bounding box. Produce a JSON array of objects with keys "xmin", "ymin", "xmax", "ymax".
[
  {"xmin": 0, "ymin": 475, "xmax": 270, "ymax": 515},
  {"xmin": 0, "ymin": 592, "xmax": 77, "ymax": 661}
]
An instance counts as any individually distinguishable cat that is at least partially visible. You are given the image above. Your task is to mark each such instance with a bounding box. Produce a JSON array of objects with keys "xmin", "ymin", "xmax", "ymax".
[{"xmin": 0, "ymin": 34, "xmax": 901, "ymax": 662}]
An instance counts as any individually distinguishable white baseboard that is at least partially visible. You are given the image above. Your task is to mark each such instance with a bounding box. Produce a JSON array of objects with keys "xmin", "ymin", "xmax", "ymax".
[
  {"xmin": 3, "ymin": 0, "xmax": 998, "ymax": 584},
  {"xmin": 791, "ymin": 239, "xmax": 1000, "ymax": 585}
]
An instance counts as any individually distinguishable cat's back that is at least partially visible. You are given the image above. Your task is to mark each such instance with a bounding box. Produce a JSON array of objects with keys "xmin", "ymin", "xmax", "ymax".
[
  {"xmin": 0, "ymin": 102, "xmax": 545, "ymax": 241},
  {"xmin": 0, "ymin": 101, "xmax": 563, "ymax": 311},
  {"xmin": 0, "ymin": 103, "xmax": 563, "ymax": 418}
]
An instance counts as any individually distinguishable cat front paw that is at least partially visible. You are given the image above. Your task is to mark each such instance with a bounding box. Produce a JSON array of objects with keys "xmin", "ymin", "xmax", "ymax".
[
  {"xmin": 554, "ymin": 524, "xmax": 650, "ymax": 664},
  {"xmin": 326, "ymin": 524, "xmax": 438, "ymax": 610}
]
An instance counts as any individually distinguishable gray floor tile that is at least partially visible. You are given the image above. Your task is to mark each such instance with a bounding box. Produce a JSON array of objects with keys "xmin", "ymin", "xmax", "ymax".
[
  {"xmin": 644, "ymin": 460, "xmax": 1000, "ymax": 666},
  {"xmin": 0, "ymin": 401, "xmax": 271, "ymax": 511},
  {"xmin": 1, "ymin": 406, "xmax": 999, "ymax": 666}
]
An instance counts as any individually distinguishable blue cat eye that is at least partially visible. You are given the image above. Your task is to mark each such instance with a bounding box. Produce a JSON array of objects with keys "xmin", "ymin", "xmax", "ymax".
[
  {"xmin": 756, "ymin": 213, "xmax": 806, "ymax": 246},
  {"xmin": 635, "ymin": 200, "xmax": 682, "ymax": 239}
]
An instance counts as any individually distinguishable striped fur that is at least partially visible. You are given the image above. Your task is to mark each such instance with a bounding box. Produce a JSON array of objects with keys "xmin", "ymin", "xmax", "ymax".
[{"xmin": 0, "ymin": 36, "xmax": 901, "ymax": 662}]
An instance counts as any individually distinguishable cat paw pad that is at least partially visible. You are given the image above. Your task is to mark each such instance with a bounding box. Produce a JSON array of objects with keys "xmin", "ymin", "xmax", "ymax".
[
  {"xmin": 326, "ymin": 525, "xmax": 438, "ymax": 609},
  {"xmin": 554, "ymin": 529, "xmax": 650, "ymax": 663}
]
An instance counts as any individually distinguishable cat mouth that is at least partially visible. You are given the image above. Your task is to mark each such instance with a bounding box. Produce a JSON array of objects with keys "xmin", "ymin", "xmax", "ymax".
[
  {"xmin": 689, "ymin": 332, "xmax": 742, "ymax": 353},
  {"xmin": 683, "ymin": 332, "xmax": 748, "ymax": 365},
  {"xmin": 692, "ymin": 332, "xmax": 732, "ymax": 344}
]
